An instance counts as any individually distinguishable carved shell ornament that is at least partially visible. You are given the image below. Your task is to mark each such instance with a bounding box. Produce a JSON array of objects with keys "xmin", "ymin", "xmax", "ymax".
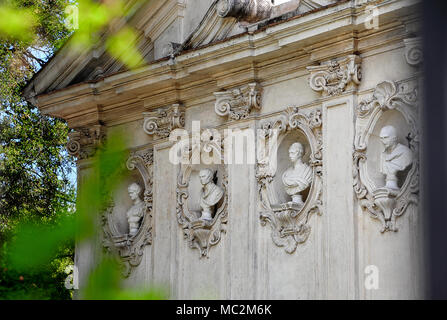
[
  {"xmin": 176, "ymin": 131, "xmax": 228, "ymax": 258},
  {"xmin": 257, "ymin": 107, "xmax": 323, "ymax": 253},
  {"xmin": 101, "ymin": 148, "xmax": 154, "ymax": 277},
  {"xmin": 354, "ymin": 80, "xmax": 419, "ymax": 233}
]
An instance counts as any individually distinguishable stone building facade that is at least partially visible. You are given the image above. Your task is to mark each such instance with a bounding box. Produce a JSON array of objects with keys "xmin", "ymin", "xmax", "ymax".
[{"xmin": 24, "ymin": 0, "xmax": 424, "ymax": 299}]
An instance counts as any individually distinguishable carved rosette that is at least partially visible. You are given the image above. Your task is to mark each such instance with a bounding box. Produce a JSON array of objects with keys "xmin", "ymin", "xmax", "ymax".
[
  {"xmin": 101, "ymin": 148, "xmax": 154, "ymax": 277},
  {"xmin": 354, "ymin": 80, "xmax": 419, "ymax": 233},
  {"xmin": 143, "ymin": 103, "xmax": 185, "ymax": 138},
  {"xmin": 214, "ymin": 82, "xmax": 262, "ymax": 120},
  {"xmin": 176, "ymin": 134, "xmax": 228, "ymax": 258},
  {"xmin": 307, "ymin": 55, "xmax": 362, "ymax": 97},
  {"xmin": 257, "ymin": 107, "xmax": 323, "ymax": 254},
  {"xmin": 216, "ymin": 0, "xmax": 273, "ymax": 23},
  {"xmin": 66, "ymin": 124, "xmax": 106, "ymax": 159},
  {"xmin": 404, "ymin": 37, "xmax": 423, "ymax": 67}
]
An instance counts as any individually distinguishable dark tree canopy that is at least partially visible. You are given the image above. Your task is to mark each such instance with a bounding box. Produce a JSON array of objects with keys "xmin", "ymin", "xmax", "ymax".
[{"xmin": 0, "ymin": 0, "xmax": 74, "ymax": 222}]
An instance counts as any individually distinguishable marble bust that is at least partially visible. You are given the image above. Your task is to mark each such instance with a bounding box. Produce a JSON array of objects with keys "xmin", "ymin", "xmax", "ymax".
[
  {"xmin": 126, "ymin": 183, "xmax": 145, "ymax": 236},
  {"xmin": 282, "ymin": 142, "xmax": 313, "ymax": 206},
  {"xmin": 199, "ymin": 169, "xmax": 224, "ymax": 221},
  {"xmin": 379, "ymin": 125, "xmax": 413, "ymax": 190}
]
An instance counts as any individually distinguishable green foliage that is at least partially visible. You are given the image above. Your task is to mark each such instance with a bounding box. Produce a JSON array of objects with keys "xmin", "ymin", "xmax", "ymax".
[{"xmin": 0, "ymin": 0, "xmax": 164, "ymax": 299}]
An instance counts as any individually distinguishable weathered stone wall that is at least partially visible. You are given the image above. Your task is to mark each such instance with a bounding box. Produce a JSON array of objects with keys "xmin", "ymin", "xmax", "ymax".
[{"xmin": 65, "ymin": 0, "xmax": 424, "ymax": 299}]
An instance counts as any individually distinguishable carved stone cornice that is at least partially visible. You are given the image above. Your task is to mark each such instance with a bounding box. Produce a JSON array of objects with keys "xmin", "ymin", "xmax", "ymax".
[
  {"xmin": 214, "ymin": 82, "xmax": 262, "ymax": 120},
  {"xmin": 66, "ymin": 124, "xmax": 106, "ymax": 159},
  {"xmin": 307, "ymin": 55, "xmax": 362, "ymax": 97},
  {"xmin": 216, "ymin": 0, "xmax": 273, "ymax": 23},
  {"xmin": 143, "ymin": 103, "xmax": 185, "ymax": 138},
  {"xmin": 404, "ymin": 37, "xmax": 422, "ymax": 67}
]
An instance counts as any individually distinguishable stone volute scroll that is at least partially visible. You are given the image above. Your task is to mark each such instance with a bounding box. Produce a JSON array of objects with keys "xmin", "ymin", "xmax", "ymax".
[
  {"xmin": 143, "ymin": 103, "xmax": 185, "ymax": 138},
  {"xmin": 307, "ymin": 55, "xmax": 362, "ymax": 97},
  {"xmin": 101, "ymin": 148, "xmax": 154, "ymax": 277},
  {"xmin": 66, "ymin": 124, "xmax": 106, "ymax": 159},
  {"xmin": 176, "ymin": 131, "xmax": 228, "ymax": 258},
  {"xmin": 404, "ymin": 37, "xmax": 422, "ymax": 67},
  {"xmin": 214, "ymin": 82, "xmax": 262, "ymax": 120},
  {"xmin": 257, "ymin": 107, "xmax": 323, "ymax": 254},
  {"xmin": 353, "ymin": 80, "xmax": 419, "ymax": 233}
]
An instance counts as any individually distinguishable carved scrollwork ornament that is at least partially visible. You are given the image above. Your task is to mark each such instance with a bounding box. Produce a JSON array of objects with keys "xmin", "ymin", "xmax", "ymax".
[
  {"xmin": 404, "ymin": 37, "xmax": 423, "ymax": 67},
  {"xmin": 256, "ymin": 107, "xmax": 323, "ymax": 254},
  {"xmin": 307, "ymin": 55, "xmax": 362, "ymax": 97},
  {"xmin": 66, "ymin": 125, "xmax": 106, "ymax": 159},
  {"xmin": 176, "ymin": 133, "xmax": 228, "ymax": 258},
  {"xmin": 143, "ymin": 103, "xmax": 185, "ymax": 138},
  {"xmin": 101, "ymin": 148, "xmax": 154, "ymax": 277},
  {"xmin": 214, "ymin": 82, "xmax": 262, "ymax": 120},
  {"xmin": 354, "ymin": 80, "xmax": 419, "ymax": 233}
]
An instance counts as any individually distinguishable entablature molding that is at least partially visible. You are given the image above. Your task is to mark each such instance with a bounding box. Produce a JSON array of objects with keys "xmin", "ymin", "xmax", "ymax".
[{"xmin": 30, "ymin": 0, "xmax": 419, "ymax": 125}]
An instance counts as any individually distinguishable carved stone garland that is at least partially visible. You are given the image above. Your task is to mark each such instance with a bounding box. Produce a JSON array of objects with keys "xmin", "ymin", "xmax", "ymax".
[
  {"xmin": 257, "ymin": 107, "xmax": 323, "ymax": 253},
  {"xmin": 354, "ymin": 80, "xmax": 419, "ymax": 233},
  {"xmin": 307, "ymin": 55, "xmax": 362, "ymax": 97},
  {"xmin": 101, "ymin": 148, "xmax": 154, "ymax": 277},
  {"xmin": 176, "ymin": 135, "xmax": 229, "ymax": 258},
  {"xmin": 214, "ymin": 82, "xmax": 262, "ymax": 120}
]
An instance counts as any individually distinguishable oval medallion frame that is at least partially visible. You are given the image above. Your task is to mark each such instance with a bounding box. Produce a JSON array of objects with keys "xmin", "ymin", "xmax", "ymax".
[
  {"xmin": 256, "ymin": 107, "xmax": 323, "ymax": 254},
  {"xmin": 176, "ymin": 132, "xmax": 229, "ymax": 258},
  {"xmin": 354, "ymin": 80, "xmax": 419, "ymax": 233},
  {"xmin": 101, "ymin": 148, "xmax": 154, "ymax": 277}
]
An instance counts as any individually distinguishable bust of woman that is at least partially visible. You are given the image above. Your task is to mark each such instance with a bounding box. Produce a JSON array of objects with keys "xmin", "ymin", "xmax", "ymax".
[
  {"xmin": 282, "ymin": 142, "xmax": 313, "ymax": 205},
  {"xmin": 126, "ymin": 183, "xmax": 145, "ymax": 236}
]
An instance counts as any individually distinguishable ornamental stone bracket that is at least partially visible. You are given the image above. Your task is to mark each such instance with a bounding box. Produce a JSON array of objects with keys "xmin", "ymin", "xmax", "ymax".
[
  {"xmin": 143, "ymin": 103, "xmax": 185, "ymax": 139},
  {"xmin": 66, "ymin": 124, "xmax": 106, "ymax": 159},
  {"xmin": 354, "ymin": 80, "xmax": 419, "ymax": 233},
  {"xmin": 404, "ymin": 37, "xmax": 423, "ymax": 67},
  {"xmin": 257, "ymin": 107, "xmax": 323, "ymax": 254},
  {"xmin": 102, "ymin": 148, "xmax": 154, "ymax": 277},
  {"xmin": 214, "ymin": 82, "xmax": 262, "ymax": 120},
  {"xmin": 307, "ymin": 55, "xmax": 362, "ymax": 97}
]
